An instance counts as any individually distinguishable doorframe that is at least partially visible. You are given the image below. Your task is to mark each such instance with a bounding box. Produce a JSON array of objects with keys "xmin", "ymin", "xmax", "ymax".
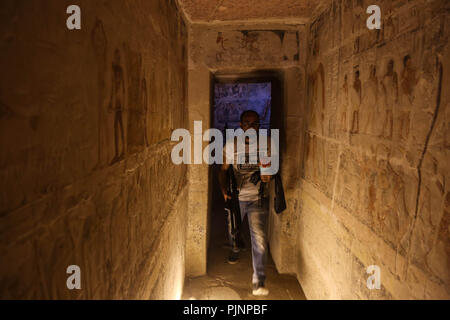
[{"xmin": 207, "ymin": 69, "xmax": 285, "ymax": 255}]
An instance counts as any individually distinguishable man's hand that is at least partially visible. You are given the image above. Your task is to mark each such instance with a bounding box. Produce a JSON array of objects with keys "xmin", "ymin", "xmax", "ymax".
[
  {"xmin": 219, "ymin": 162, "xmax": 232, "ymax": 203},
  {"xmin": 259, "ymin": 158, "xmax": 272, "ymax": 183}
]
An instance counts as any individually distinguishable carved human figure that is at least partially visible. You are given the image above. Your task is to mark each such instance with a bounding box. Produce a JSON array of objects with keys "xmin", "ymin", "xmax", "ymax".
[
  {"xmin": 243, "ymin": 32, "xmax": 260, "ymax": 61},
  {"xmin": 380, "ymin": 60, "xmax": 398, "ymax": 139},
  {"xmin": 232, "ymin": 84, "xmax": 240, "ymax": 97},
  {"xmin": 362, "ymin": 65, "xmax": 378, "ymax": 135},
  {"xmin": 350, "ymin": 70, "xmax": 362, "ymax": 134},
  {"xmin": 216, "ymin": 32, "xmax": 226, "ymax": 50},
  {"xmin": 141, "ymin": 78, "xmax": 149, "ymax": 147},
  {"xmin": 401, "ymin": 55, "xmax": 418, "ymax": 105},
  {"xmin": 397, "ymin": 55, "xmax": 418, "ymax": 140},
  {"xmin": 376, "ymin": 167, "xmax": 391, "ymax": 227},
  {"xmin": 306, "ymin": 134, "xmax": 317, "ymax": 182},
  {"xmin": 263, "ymin": 99, "xmax": 271, "ymax": 119},
  {"xmin": 109, "ymin": 49, "xmax": 126, "ymax": 163},
  {"xmin": 383, "ymin": 16, "xmax": 396, "ymax": 41},
  {"xmin": 308, "ymin": 74, "xmax": 316, "ymax": 131},
  {"xmin": 91, "ymin": 19, "xmax": 108, "ymax": 167},
  {"xmin": 309, "ymin": 65, "xmax": 325, "ymax": 135},
  {"xmin": 339, "ymin": 74, "xmax": 349, "ymax": 133}
]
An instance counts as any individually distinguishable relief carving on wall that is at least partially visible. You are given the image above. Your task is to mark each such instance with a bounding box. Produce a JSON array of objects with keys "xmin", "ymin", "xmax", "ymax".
[
  {"xmin": 124, "ymin": 45, "xmax": 150, "ymax": 153},
  {"xmin": 239, "ymin": 32, "xmax": 260, "ymax": 61},
  {"xmin": 401, "ymin": 55, "xmax": 419, "ymax": 104},
  {"xmin": 339, "ymin": 74, "xmax": 349, "ymax": 133},
  {"xmin": 398, "ymin": 54, "xmax": 419, "ymax": 141},
  {"xmin": 308, "ymin": 63, "xmax": 325, "ymax": 136},
  {"xmin": 211, "ymin": 30, "xmax": 299, "ymax": 65},
  {"xmin": 361, "ymin": 65, "xmax": 378, "ymax": 135},
  {"xmin": 215, "ymin": 32, "xmax": 226, "ymax": 62},
  {"xmin": 109, "ymin": 49, "xmax": 126, "ymax": 164},
  {"xmin": 91, "ymin": 19, "xmax": 108, "ymax": 168},
  {"xmin": 141, "ymin": 78, "xmax": 149, "ymax": 147}
]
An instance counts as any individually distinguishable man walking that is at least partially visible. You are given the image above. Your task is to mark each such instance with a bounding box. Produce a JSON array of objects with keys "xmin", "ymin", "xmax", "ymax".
[{"xmin": 218, "ymin": 110, "xmax": 276, "ymax": 296}]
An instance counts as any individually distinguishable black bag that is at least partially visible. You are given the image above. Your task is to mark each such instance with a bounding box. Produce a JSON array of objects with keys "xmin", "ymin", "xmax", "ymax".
[
  {"xmin": 274, "ymin": 173, "xmax": 287, "ymax": 214},
  {"xmin": 250, "ymin": 171, "xmax": 287, "ymax": 214}
]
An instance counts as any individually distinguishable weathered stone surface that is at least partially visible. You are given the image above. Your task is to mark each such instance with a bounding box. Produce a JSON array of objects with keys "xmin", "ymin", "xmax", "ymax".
[
  {"xmin": 0, "ymin": 0, "xmax": 188, "ymax": 299},
  {"xmin": 294, "ymin": 0, "xmax": 450, "ymax": 299}
]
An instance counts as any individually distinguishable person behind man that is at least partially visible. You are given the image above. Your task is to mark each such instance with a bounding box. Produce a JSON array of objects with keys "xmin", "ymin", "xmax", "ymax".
[{"xmin": 218, "ymin": 110, "xmax": 276, "ymax": 296}]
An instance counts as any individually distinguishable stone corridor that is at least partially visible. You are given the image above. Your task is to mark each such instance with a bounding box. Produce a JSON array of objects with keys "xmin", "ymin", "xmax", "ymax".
[{"xmin": 0, "ymin": 0, "xmax": 449, "ymax": 300}]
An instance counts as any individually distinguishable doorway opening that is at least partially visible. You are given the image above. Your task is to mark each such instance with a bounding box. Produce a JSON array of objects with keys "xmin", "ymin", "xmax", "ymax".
[{"xmin": 207, "ymin": 70, "xmax": 283, "ymax": 271}]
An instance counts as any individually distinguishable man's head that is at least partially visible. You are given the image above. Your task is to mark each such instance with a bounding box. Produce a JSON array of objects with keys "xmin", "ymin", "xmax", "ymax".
[{"xmin": 240, "ymin": 110, "xmax": 260, "ymax": 132}]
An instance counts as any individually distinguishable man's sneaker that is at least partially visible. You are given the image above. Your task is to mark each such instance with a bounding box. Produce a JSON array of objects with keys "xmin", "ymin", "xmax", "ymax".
[
  {"xmin": 252, "ymin": 282, "xmax": 269, "ymax": 296},
  {"xmin": 227, "ymin": 251, "xmax": 239, "ymax": 264}
]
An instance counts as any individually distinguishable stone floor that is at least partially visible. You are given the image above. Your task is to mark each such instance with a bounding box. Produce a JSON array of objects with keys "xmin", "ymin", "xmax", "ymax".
[{"xmin": 182, "ymin": 196, "xmax": 306, "ymax": 300}]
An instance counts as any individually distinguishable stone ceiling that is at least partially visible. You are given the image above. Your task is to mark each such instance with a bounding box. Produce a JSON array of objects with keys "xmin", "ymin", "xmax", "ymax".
[{"xmin": 178, "ymin": 0, "xmax": 329, "ymax": 24}]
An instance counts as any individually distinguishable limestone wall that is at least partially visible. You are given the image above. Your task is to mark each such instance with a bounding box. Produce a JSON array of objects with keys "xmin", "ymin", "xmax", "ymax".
[
  {"xmin": 295, "ymin": 0, "xmax": 450, "ymax": 299},
  {"xmin": 0, "ymin": 0, "xmax": 188, "ymax": 299}
]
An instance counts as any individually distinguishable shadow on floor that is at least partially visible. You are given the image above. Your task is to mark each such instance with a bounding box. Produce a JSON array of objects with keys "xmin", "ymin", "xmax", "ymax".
[{"xmin": 182, "ymin": 175, "xmax": 306, "ymax": 300}]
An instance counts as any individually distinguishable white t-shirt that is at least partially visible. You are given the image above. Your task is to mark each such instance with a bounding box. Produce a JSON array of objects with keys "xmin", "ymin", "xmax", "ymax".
[{"xmin": 223, "ymin": 136, "xmax": 278, "ymax": 201}]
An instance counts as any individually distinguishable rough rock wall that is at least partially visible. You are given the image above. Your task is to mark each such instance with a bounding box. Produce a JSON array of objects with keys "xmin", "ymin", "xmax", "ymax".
[
  {"xmin": 186, "ymin": 23, "xmax": 308, "ymax": 276},
  {"xmin": 0, "ymin": 0, "xmax": 188, "ymax": 299},
  {"xmin": 296, "ymin": 0, "xmax": 449, "ymax": 299}
]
